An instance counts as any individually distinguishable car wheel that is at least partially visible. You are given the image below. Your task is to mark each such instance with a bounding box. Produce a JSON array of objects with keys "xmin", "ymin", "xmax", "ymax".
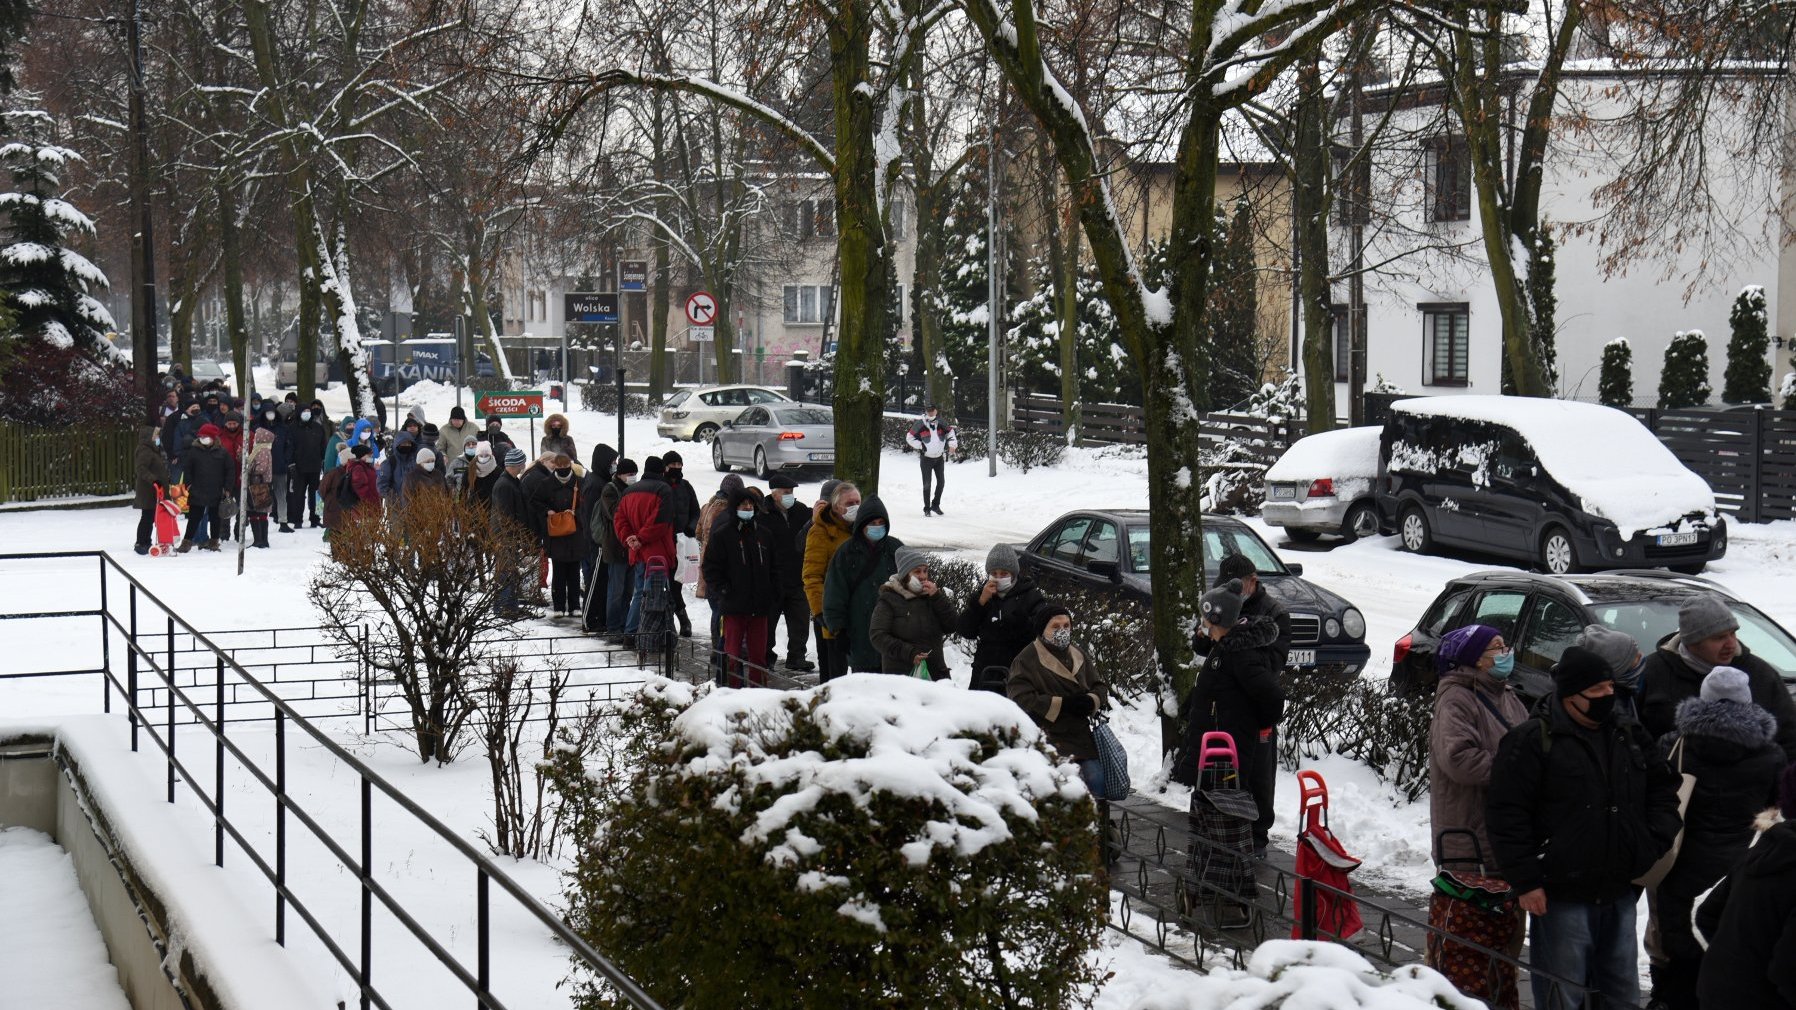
[
  {"xmin": 1341, "ymin": 501, "xmax": 1379, "ymax": 542},
  {"xmin": 1540, "ymin": 526, "xmax": 1578, "ymax": 575},
  {"xmin": 711, "ymin": 438, "xmax": 730, "ymax": 473},
  {"xmin": 1399, "ymin": 506, "xmax": 1432, "ymax": 553},
  {"xmin": 754, "ymin": 447, "xmax": 772, "ymax": 480},
  {"xmin": 694, "ymin": 423, "xmax": 719, "ymax": 443},
  {"xmin": 1286, "ymin": 529, "xmax": 1321, "ymax": 543}
]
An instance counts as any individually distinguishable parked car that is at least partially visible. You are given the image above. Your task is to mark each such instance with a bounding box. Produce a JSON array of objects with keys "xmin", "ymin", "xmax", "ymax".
[
  {"xmin": 1392, "ymin": 569, "xmax": 1796, "ymax": 700},
  {"xmin": 1262, "ymin": 426, "xmax": 1383, "ymax": 542},
  {"xmin": 1014, "ymin": 509, "xmax": 1372, "ymax": 676},
  {"xmin": 188, "ymin": 358, "xmax": 231, "ymax": 386},
  {"xmin": 712, "ymin": 403, "xmax": 835, "ymax": 478},
  {"xmin": 276, "ymin": 358, "xmax": 332, "ymax": 390},
  {"xmin": 656, "ymin": 385, "xmax": 793, "ymax": 441},
  {"xmin": 1377, "ymin": 395, "xmax": 1726, "ymax": 575}
]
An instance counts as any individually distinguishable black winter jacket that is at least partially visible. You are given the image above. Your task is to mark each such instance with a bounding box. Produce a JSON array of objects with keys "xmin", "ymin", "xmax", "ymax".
[
  {"xmin": 1172, "ymin": 615, "xmax": 1285, "ymax": 785},
  {"xmin": 868, "ymin": 575, "xmax": 957, "ymax": 676},
  {"xmin": 766, "ymin": 500, "xmax": 809, "ymax": 594},
  {"xmin": 1654, "ymin": 696, "xmax": 1784, "ymax": 898},
  {"xmin": 1485, "ymin": 703, "xmax": 1683, "ymax": 903},
  {"xmin": 666, "ymin": 473, "xmax": 701, "ymax": 537},
  {"xmin": 1638, "ymin": 635, "xmax": 1796, "ymax": 761},
  {"xmin": 1193, "ymin": 584, "xmax": 1292, "ymax": 671},
  {"xmin": 179, "ymin": 442, "xmax": 233, "ymax": 507},
  {"xmin": 700, "ymin": 515, "xmax": 784, "ymax": 617},
  {"xmin": 590, "ymin": 479, "xmax": 628, "ymax": 564},
  {"xmin": 1696, "ymin": 820, "xmax": 1796, "ymax": 1010},
  {"xmin": 956, "ymin": 578, "xmax": 1047, "ymax": 692},
  {"xmin": 487, "ymin": 472, "xmax": 531, "ymax": 541},
  {"xmin": 531, "ymin": 474, "xmax": 586, "ymax": 562},
  {"xmin": 289, "ymin": 417, "xmax": 330, "ymax": 476}
]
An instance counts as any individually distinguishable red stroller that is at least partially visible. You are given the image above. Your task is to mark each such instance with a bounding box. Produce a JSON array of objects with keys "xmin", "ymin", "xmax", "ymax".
[
  {"xmin": 1290, "ymin": 770, "xmax": 1364, "ymax": 941},
  {"xmin": 149, "ymin": 484, "xmax": 182, "ymax": 556}
]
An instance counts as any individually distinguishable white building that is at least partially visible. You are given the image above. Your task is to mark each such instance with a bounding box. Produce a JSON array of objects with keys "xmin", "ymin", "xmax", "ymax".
[{"xmin": 1326, "ymin": 68, "xmax": 1795, "ymax": 407}]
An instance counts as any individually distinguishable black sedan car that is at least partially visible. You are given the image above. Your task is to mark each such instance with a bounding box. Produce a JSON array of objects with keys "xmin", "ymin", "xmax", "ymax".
[
  {"xmin": 1015, "ymin": 510, "xmax": 1373, "ymax": 676},
  {"xmin": 1393, "ymin": 569, "xmax": 1796, "ymax": 701}
]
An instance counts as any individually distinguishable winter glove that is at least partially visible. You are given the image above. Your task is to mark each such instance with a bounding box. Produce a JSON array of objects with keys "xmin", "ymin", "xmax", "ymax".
[{"xmin": 1062, "ymin": 693, "xmax": 1096, "ymax": 720}]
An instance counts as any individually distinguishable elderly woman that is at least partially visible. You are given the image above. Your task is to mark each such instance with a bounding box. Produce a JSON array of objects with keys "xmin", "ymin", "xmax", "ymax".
[
  {"xmin": 868, "ymin": 546, "xmax": 957, "ymax": 679},
  {"xmin": 1008, "ymin": 603, "xmax": 1108, "ymax": 790}
]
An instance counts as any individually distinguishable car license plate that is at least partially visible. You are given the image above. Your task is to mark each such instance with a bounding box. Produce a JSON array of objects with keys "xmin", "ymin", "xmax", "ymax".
[
  {"xmin": 1270, "ymin": 485, "xmax": 1297, "ymax": 500},
  {"xmin": 1288, "ymin": 649, "xmax": 1316, "ymax": 667},
  {"xmin": 809, "ymin": 452, "xmax": 834, "ymax": 462},
  {"xmin": 1657, "ymin": 532, "xmax": 1699, "ymax": 546}
]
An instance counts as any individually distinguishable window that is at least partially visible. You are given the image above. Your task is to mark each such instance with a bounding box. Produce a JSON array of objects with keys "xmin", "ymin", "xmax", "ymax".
[
  {"xmin": 1200, "ymin": 527, "xmax": 1283, "ymax": 581},
  {"xmin": 783, "ymin": 285, "xmax": 835, "ymax": 324},
  {"xmin": 1425, "ymin": 137, "xmax": 1472, "ymax": 223},
  {"xmin": 738, "ymin": 408, "xmax": 767, "ymax": 427},
  {"xmin": 776, "ymin": 407, "xmax": 832, "ymax": 426},
  {"xmin": 746, "ymin": 388, "xmax": 789, "ymax": 404},
  {"xmin": 1467, "ymin": 590, "xmax": 1528, "ymax": 641},
  {"xmin": 1424, "ymin": 304, "xmax": 1469, "ymax": 386},
  {"xmin": 784, "ymin": 198, "xmax": 834, "ymax": 240},
  {"xmin": 1333, "ymin": 149, "xmax": 1370, "ymax": 226},
  {"xmin": 1126, "ymin": 526, "xmax": 1152, "ymax": 573},
  {"xmin": 890, "ymin": 198, "xmax": 908, "ymax": 241},
  {"xmin": 1519, "ymin": 596, "xmax": 1584, "ymax": 671},
  {"xmin": 1046, "ymin": 518, "xmax": 1093, "ymax": 562},
  {"xmin": 1083, "ymin": 520, "xmax": 1120, "ymax": 565},
  {"xmin": 1424, "ymin": 590, "xmax": 1473, "ymax": 636}
]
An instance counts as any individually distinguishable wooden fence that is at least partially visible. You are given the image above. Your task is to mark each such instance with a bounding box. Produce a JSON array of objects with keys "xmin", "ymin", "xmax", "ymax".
[
  {"xmin": 0, "ymin": 423, "xmax": 137, "ymax": 503},
  {"xmin": 1010, "ymin": 394, "xmax": 1305, "ymax": 457},
  {"xmin": 1624, "ymin": 407, "xmax": 1796, "ymax": 525}
]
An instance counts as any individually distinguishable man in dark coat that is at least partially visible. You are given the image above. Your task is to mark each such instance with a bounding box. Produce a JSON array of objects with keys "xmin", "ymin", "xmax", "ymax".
[
  {"xmin": 178, "ymin": 423, "xmax": 232, "ymax": 551},
  {"xmin": 162, "ymin": 400, "xmax": 197, "ymax": 482},
  {"xmin": 1638, "ymin": 592, "xmax": 1796, "ymax": 761},
  {"xmin": 956, "ymin": 542, "xmax": 1046, "ymax": 692},
  {"xmin": 660, "ymin": 450, "xmax": 700, "ymax": 638},
  {"xmin": 701, "ymin": 486, "xmax": 785, "ymax": 686},
  {"xmin": 1695, "ymin": 762, "xmax": 1796, "ymax": 1010},
  {"xmin": 530, "ymin": 454, "xmax": 586, "ymax": 617},
  {"xmin": 763, "ymin": 475, "xmax": 813, "ymax": 671},
  {"xmin": 590, "ymin": 458, "xmax": 637, "ymax": 640},
  {"xmin": 578, "ymin": 443, "xmax": 619, "ymax": 625},
  {"xmin": 1205, "ymin": 552, "xmax": 1291, "ymax": 851},
  {"xmin": 821, "ymin": 496, "xmax": 903, "ymax": 674},
  {"xmin": 133, "ymin": 426, "xmax": 172, "ymax": 554},
  {"xmin": 487, "ymin": 447, "xmax": 533, "ymax": 618},
  {"xmin": 615, "ymin": 455, "xmax": 676, "ymax": 638},
  {"xmin": 287, "ymin": 400, "xmax": 330, "ymax": 529},
  {"xmin": 1213, "ymin": 552, "xmax": 1291, "ymax": 668},
  {"xmin": 1486, "ymin": 646, "xmax": 1683, "ymax": 1010}
]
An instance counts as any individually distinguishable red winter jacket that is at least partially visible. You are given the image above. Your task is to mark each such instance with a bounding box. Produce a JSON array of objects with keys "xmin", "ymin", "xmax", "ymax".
[
  {"xmin": 344, "ymin": 460, "xmax": 381, "ymax": 516},
  {"xmin": 613, "ymin": 477, "xmax": 675, "ymax": 568}
]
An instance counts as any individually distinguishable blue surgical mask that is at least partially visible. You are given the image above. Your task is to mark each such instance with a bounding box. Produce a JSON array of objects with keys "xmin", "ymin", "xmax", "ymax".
[
  {"xmin": 736, "ymin": 509, "xmax": 755, "ymax": 522},
  {"xmin": 464, "ymin": 446, "xmax": 477, "ymax": 458},
  {"xmin": 865, "ymin": 525, "xmax": 887, "ymax": 541},
  {"xmin": 780, "ymin": 494, "xmax": 796, "ymax": 509},
  {"xmin": 1491, "ymin": 653, "xmax": 1516, "ymax": 679}
]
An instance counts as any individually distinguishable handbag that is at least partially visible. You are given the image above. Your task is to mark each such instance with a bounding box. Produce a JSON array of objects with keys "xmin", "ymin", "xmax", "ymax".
[
  {"xmin": 1091, "ymin": 712, "xmax": 1132, "ymax": 800},
  {"xmin": 1635, "ymin": 737, "xmax": 1695, "ymax": 889},
  {"xmin": 218, "ymin": 493, "xmax": 238, "ymax": 520},
  {"xmin": 547, "ymin": 487, "xmax": 579, "ymax": 538}
]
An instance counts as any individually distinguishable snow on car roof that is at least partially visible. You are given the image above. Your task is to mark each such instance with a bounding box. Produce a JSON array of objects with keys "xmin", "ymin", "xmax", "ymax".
[
  {"xmin": 1265, "ymin": 426, "xmax": 1382, "ymax": 482},
  {"xmin": 1391, "ymin": 396, "xmax": 1717, "ymax": 537}
]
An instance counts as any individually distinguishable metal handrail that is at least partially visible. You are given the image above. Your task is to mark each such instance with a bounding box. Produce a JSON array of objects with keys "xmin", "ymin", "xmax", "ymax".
[{"xmin": 0, "ymin": 551, "xmax": 664, "ymax": 1010}]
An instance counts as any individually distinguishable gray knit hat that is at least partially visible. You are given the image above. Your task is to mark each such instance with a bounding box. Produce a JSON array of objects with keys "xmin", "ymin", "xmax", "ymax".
[
  {"xmin": 986, "ymin": 543, "xmax": 1021, "ymax": 575},
  {"xmin": 1200, "ymin": 579, "xmax": 1246, "ymax": 629},
  {"xmin": 1679, "ymin": 594, "xmax": 1738, "ymax": 644},
  {"xmin": 503, "ymin": 447, "xmax": 527, "ymax": 467},
  {"xmin": 894, "ymin": 546, "xmax": 930, "ymax": 577},
  {"xmin": 1701, "ymin": 665, "xmax": 1753, "ymax": 705},
  {"xmin": 1576, "ymin": 625, "xmax": 1639, "ymax": 680}
]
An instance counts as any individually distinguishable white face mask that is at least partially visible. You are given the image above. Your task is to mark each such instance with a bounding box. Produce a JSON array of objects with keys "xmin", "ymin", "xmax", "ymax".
[
  {"xmin": 906, "ymin": 575, "xmax": 925, "ymax": 593},
  {"xmin": 779, "ymin": 494, "xmax": 796, "ymax": 509},
  {"xmin": 621, "ymin": 473, "xmax": 637, "ymax": 485},
  {"xmin": 198, "ymin": 437, "xmax": 214, "ymax": 446},
  {"xmin": 300, "ymin": 411, "xmax": 312, "ymax": 421},
  {"xmin": 842, "ymin": 503, "xmax": 860, "ymax": 522},
  {"xmin": 1048, "ymin": 628, "xmax": 1072, "ymax": 649},
  {"xmin": 994, "ymin": 575, "xmax": 1015, "ymax": 593},
  {"xmin": 419, "ymin": 460, "xmax": 436, "ymax": 472}
]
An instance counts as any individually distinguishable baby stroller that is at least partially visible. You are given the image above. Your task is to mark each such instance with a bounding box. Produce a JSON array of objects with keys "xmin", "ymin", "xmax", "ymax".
[
  {"xmin": 1182, "ymin": 732, "xmax": 1259, "ymax": 930},
  {"xmin": 149, "ymin": 484, "xmax": 182, "ymax": 556}
]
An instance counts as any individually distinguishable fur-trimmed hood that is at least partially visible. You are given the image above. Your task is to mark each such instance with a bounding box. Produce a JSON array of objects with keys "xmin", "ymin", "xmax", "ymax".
[{"xmin": 1675, "ymin": 694, "xmax": 1778, "ymax": 750}]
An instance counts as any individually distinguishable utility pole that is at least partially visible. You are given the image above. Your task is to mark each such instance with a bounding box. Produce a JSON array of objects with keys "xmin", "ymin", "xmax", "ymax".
[
  {"xmin": 986, "ymin": 121, "xmax": 1001, "ymax": 477},
  {"xmin": 1347, "ymin": 15, "xmax": 1369, "ymax": 427},
  {"xmin": 127, "ymin": 0, "xmax": 161, "ymax": 424}
]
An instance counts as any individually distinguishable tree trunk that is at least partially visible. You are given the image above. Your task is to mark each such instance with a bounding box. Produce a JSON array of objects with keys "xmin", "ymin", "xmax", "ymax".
[
  {"xmin": 168, "ymin": 248, "xmax": 197, "ymax": 375},
  {"xmin": 1295, "ymin": 58, "xmax": 1337, "ymax": 432},
  {"xmin": 1055, "ymin": 181, "xmax": 1080, "ymax": 442},
  {"xmin": 217, "ymin": 177, "xmax": 250, "ymax": 400}
]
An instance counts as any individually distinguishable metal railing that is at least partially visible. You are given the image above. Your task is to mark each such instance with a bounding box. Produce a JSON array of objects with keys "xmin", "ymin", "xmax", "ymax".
[{"xmin": 0, "ymin": 551, "xmax": 664, "ymax": 1010}]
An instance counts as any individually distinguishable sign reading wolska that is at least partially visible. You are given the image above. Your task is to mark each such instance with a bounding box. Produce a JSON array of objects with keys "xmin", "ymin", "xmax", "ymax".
[{"xmin": 474, "ymin": 390, "xmax": 545, "ymax": 420}]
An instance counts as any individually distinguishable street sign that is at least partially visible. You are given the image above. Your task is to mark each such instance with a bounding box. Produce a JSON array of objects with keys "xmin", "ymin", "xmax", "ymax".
[
  {"xmin": 685, "ymin": 291, "xmax": 718, "ymax": 327},
  {"xmin": 619, "ymin": 261, "xmax": 649, "ymax": 292},
  {"xmin": 473, "ymin": 390, "xmax": 545, "ymax": 419},
  {"xmin": 564, "ymin": 292, "xmax": 619, "ymax": 324},
  {"xmin": 689, "ymin": 326, "xmax": 715, "ymax": 343}
]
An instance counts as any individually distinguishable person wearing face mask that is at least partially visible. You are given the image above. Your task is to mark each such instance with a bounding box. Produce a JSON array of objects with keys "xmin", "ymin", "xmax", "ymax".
[
  {"xmin": 905, "ymin": 404, "xmax": 958, "ymax": 517},
  {"xmin": 1637, "ymin": 593, "xmax": 1796, "ymax": 762},
  {"xmin": 868, "ymin": 547, "xmax": 957, "ymax": 679},
  {"xmin": 348, "ymin": 418, "xmax": 381, "ymax": 465},
  {"xmin": 1572, "ymin": 623, "xmax": 1645, "ymax": 723},
  {"xmin": 132, "ymin": 425, "xmax": 173, "ymax": 555},
  {"xmin": 487, "ymin": 447, "xmax": 534, "ymax": 618},
  {"xmin": 286, "ymin": 401, "xmax": 330, "ymax": 529},
  {"xmin": 377, "ymin": 432, "xmax": 420, "ymax": 501},
  {"xmin": 435, "ymin": 406, "xmax": 476, "ymax": 461},
  {"xmin": 531, "ymin": 453, "xmax": 587, "ymax": 617},
  {"xmin": 465, "ymin": 441, "xmax": 501, "ymax": 506},
  {"xmin": 1007, "ymin": 605, "xmax": 1112, "ymax": 837},
  {"xmin": 1486, "ymin": 646, "xmax": 1683, "ymax": 1010},
  {"xmin": 658, "ymin": 451, "xmax": 698, "ymax": 638},
  {"xmin": 446, "ymin": 435, "xmax": 476, "ymax": 488},
  {"xmin": 244, "ymin": 424, "xmax": 278, "ymax": 548},
  {"xmin": 956, "ymin": 543, "xmax": 1047, "ymax": 693},
  {"xmin": 540, "ymin": 413, "xmax": 576, "ymax": 461},
  {"xmin": 401, "ymin": 447, "xmax": 449, "ymax": 503},
  {"xmin": 803, "ymin": 480, "xmax": 860, "ymax": 682},
  {"xmin": 256, "ymin": 405, "xmax": 294, "ymax": 532},
  {"xmin": 177, "ymin": 423, "xmax": 232, "ymax": 552},
  {"xmin": 591, "ymin": 458, "xmax": 639, "ymax": 642},
  {"xmin": 822, "ymin": 495, "xmax": 902, "ymax": 675},
  {"xmin": 694, "ymin": 474, "xmax": 746, "ymax": 677},
  {"xmin": 699, "ymin": 487, "xmax": 786, "ymax": 686},
  {"xmin": 761, "ymin": 475, "xmax": 813, "ymax": 673},
  {"xmin": 482, "ymin": 416, "xmax": 515, "ymax": 456}
]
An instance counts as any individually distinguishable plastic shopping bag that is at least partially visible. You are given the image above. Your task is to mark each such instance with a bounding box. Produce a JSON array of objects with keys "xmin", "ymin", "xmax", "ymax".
[{"xmin": 674, "ymin": 534, "xmax": 702, "ymax": 584}]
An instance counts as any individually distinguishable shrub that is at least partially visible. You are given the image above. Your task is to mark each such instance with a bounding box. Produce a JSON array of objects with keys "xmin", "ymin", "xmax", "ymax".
[
  {"xmin": 1723, "ymin": 285, "xmax": 1772, "ymax": 404},
  {"xmin": 1050, "ymin": 584, "xmax": 1158, "ymax": 702},
  {"xmin": 1279, "ymin": 674, "xmax": 1434, "ymax": 802},
  {"xmin": 545, "ymin": 676, "xmax": 1106, "ymax": 1010},
  {"xmin": 1658, "ymin": 330, "xmax": 1712, "ymax": 409},
  {"xmin": 930, "ymin": 556, "xmax": 988, "ymax": 613},
  {"xmin": 996, "ymin": 428, "xmax": 1066, "ymax": 471},
  {"xmin": 579, "ymin": 381, "xmax": 656, "ymax": 418},
  {"xmin": 1783, "ymin": 371, "xmax": 1796, "ymax": 411},
  {"xmin": 0, "ymin": 342, "xmax": 135, "ymax": 427},
  {"xmin": 953, "ymin": 424, "xmax": 989, "ymax": 462},
  {"xmin": 880, "ymin": 414, "xmax": 913, "ymax": 451},
  {"xmin": 1598, "ymin": 338, "xmax": 1633, "ymax": 408}
]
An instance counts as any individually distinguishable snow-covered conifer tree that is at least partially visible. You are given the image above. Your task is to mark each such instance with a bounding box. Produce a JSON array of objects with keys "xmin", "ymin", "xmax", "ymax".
[
  {"xmin": 1657, "ymin": 330, "xmax": 1712, "ymax": 409},
  {"xmin": 1722, "ymin": 285, "xmax": 1771, "ymax": 404},
  {"xmin": 0, "ymin": 108, "xmax": 114, "ymax": 359},
  {"xmin": 1599, "ymin": 338, "xmax": 1633, "ymax": 408}
]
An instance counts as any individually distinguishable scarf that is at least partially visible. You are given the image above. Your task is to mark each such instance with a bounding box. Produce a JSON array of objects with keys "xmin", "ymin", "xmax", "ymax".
[{"xmin": 1676, "ymin": 641, "xmax": 1717, "ymax": 677}]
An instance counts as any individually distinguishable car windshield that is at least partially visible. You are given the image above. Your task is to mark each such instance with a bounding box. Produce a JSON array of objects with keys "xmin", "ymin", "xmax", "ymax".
[
  {"xmin": 191, "ymin": 361, "xmax": 225, "ymax": 379},
  {"xmin": 1588, "ymin": 600, "xmax": 1796, "ymax": 676},
  {"xmin": 776, "ymin": 408, "xmax": 831, "ymax": 426},
  {"xmin": 665, "ymin": 390, "xmax": 691, "ymax": 407},
  {"xmin": 1123, "ymin": 523, "xmax": 1287, "ymax": 578}
]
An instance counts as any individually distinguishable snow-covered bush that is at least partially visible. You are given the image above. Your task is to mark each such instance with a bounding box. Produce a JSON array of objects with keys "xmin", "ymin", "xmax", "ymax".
[
  {"xmin": 1200, "ymin": 438, "xmax": 1268, "ymax": 516},
  {"xmin": 1599, "ymin": 338, "xmax": 1633, "ymax": 408},
  {"xmin": 1047, "ymin": 583, "xmax": 1157, "ymax": 700},
  {"xmin": 1783, "ymin": 370, "xmax": 1796, "ymax": 411},
  {"xmin": 1724, "ymin": 285, "xmax": 1772, "ymax": 404},
  {"xmin": 0, "ymin": 109, "xmax": 115, "ymax": 361},
  {"xmin": 1657, "ymin": 330, "xmax": 1712, "ymax": 409},
  {"xmin": 579, "ymin": 382, "xmax": 655, "ymax": 418},
  {"xmin": 997, "ymin": 428, "xmax": 1066, "ymax": 472},
  {"xmin": 546, "ymin": 676, "xmax": 1106, "ymax": 1010},
  {"xmin": 1130, "ymin": 941, "xmax": 1484, "ymax": 1010},
  {"xmin": 1368, "ymin": 373, "xmax": 1406, "ymax": 395},
  {"xmin": 1280, "ymin": 675, "xmax": 1434, "ymax": 802},
  {"xmin": 1242, "ymin": 369, "xmax": 1303, "ymax": 425}
]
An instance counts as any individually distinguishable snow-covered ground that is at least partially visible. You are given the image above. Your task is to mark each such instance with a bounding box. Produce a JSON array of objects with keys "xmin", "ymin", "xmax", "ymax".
[
  {"xmin": 0, "ymin": 826, "xmax": 132, "ymax": 1010},
  {"xmin": 8, "ymin": 377, "xmax": 1796, "ymax": 1006}
]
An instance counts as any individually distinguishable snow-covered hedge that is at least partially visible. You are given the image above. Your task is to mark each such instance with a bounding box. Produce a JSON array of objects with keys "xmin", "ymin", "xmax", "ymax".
[
  {"xmin": 1126, "ymin": 941, "xmax": 1484, "ymax": 1010},
  {"xmin": 546, "ymin": 675, "xmax": 1106, "ymax": 1010}
]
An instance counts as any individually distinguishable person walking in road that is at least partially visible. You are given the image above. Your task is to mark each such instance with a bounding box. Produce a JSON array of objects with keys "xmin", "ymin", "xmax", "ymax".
[
  {"xmin": 822, "ymin": 496, "xmax": 902, "ymax": 675},
  {"xmin": 868, "ymin": 547, "xmax": 957, "ymax": 678},
  {"xmin": 1638, "ymin": 593, "xmax": 1796, "ymax": 761},
  {"xmin": 132, "ymin": 426, "xmax": 171, "ymax": 555},
  {"xmin": 905, "ymin": 404, "xmax": 957, "ymax": 516},
  {"xmin": 1485, "ymin": 646, "xmax": 1682, "ymax": 1010},
  {"xmin": 803, "ymin": 480, "xmax": 859, "ymax": 682},
  {"xmin": 956, "ymin": 543, "xmax": 1046, "ymax": 693},
  {"xmin": 701, "ymin": 486, "xmax": 785, "ymax": 686}
]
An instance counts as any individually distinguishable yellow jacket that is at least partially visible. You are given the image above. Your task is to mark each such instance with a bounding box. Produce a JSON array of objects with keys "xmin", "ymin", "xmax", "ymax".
[{"xmin": 803, "ymin": 505, "xmax": 853, "ymax": 632}]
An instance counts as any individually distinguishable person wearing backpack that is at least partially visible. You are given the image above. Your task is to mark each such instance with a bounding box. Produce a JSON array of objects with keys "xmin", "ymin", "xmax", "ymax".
[{"xmin": 1485, "ymin": 646, "xmax": 1683, "ymax": 1010}]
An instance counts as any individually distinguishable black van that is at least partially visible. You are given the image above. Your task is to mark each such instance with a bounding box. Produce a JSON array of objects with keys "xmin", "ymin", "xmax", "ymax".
[{"xmin": 1375, "ymin": 396, "xmax": 1726, "ymax": 575}]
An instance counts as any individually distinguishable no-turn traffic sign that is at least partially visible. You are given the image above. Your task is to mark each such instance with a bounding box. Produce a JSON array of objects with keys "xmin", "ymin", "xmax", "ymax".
[{"xmin": 685, "ymin": 291, "xmax": 717, "ymax": 327}]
